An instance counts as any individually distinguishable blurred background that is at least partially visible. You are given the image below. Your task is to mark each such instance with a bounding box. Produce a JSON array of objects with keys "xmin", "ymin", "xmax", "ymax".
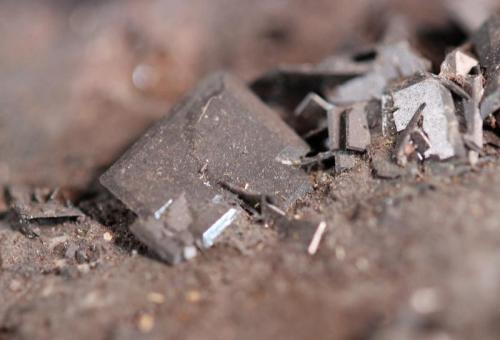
[{"xmin": 0, "ymin": 0, "xmax": 498, "ymax": 190}]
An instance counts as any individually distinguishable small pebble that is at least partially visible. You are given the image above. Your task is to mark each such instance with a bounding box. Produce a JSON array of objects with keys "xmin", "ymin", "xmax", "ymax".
[
  {"xmin": 147, "ymin": 292, "xmax": 165, "ymax": 304},
  {"xmin": 410, "ymin": 287, "xmax": 441, "ymax": 314},
  {"xmin": 77, "ymin": 263, "xmax": 90, "ymax": 274},
  {"xmin": 47, "ymin": 235, "xmax": 68, "ymax": 250},
  {"xmin": 137, "ymin": 313, "xmax": 155, "ymax": 333},
  {"xmin": 185, "ymin": 290, "xmax": 202, "ymax": 303},
  {"xmin": 335, "ymin": 246, "xmax": 346, "ymax": 260},
  {"xmin": 103, "ymin": 232, "xmax": 113, "ymax": 242},
  {"xmin": 9, "ymin": 279, "xmax": 22, "ymax": 292},
  {"xmin": 54, "ymin": 259, "xmax": 67, "ymax": 269},
  {"xmin": 41, "ymin": 282, "xmax": 55, "ymax": 297}
]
